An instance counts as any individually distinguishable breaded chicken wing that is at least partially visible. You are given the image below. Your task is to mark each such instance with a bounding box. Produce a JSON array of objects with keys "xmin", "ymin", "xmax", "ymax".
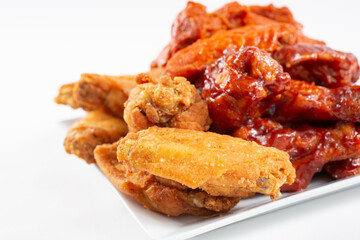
[
  {"xmin": 118, "ymin": 127, "xmax": 295, "ymax": 200},
  {"xmin": 64, "ymin": 111, "xmax": 128, "ymax": 163},
  {"xmin": 124, "ymin": 74, "xmax": 211, "ymax": 132},
  {"xmin": 55, "ymin": 68, "xmax": 164, "ymax": 118},
  {"xmin": 94, "ymin": 142, "xmax": 240, "ymax": 216}
]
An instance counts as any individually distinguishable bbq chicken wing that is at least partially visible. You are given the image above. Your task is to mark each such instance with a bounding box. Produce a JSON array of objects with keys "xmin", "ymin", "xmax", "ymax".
[
  {"xmin": 264, "ymin": 80, "xmax": 360, "ymax": 123},
  {"xmin": 165, "ymin": 23, "xmax": 312, "ymax": 79},
  {"xmin": 64, "ymin": 111, "xmax": 128, "ymax": 163},
  {"xmin": 273, "ymin": 43, "xmax": 360, "ymax": 88},
  {"xmin": 201, "ymin": 46, "xmax": 290, "ymax": 133},
  {"xmin": 118, "ymin": 127, "xmax": 295, "ymax": 200},
  {"xmin": 124, "ymin": 74, "xmax": 211, "ymax": 132},
  {"xmin": 94, "ymin": 141, "xmax": 240, "ymax": 216},
  {"xmin": 248, "ymin": 4, "xmax": 302, "ymax": 28},
  {"xmin": 233, "ymin": 119, "xmax": 360, "ymax": 191},
  {"xmin": 324, "ymin": 158, "xmax": 360, "ymax": 180},
  {"xmin": 152, "ymin": 1, "xmax": 318, "ymax": 67}
]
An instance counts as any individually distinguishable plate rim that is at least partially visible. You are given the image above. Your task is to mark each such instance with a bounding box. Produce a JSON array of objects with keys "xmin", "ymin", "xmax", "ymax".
[{"xmin": 115, "ymin": 175, "xmax": 360, "ymax": 240}]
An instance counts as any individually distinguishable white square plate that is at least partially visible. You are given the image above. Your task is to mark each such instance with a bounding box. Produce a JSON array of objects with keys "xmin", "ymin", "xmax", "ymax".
[{"xmin": 111, "ymin": 173, "xmax": 360, "ymax": 240}]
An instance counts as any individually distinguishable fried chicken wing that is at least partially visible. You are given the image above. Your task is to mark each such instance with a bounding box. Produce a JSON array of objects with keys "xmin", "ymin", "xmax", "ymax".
[
  {"xmin": 124, "ymin": 74, "xmax": 211, "ymax": 132},
  {"xmin": 118, "ymin": 127, "xmax": 295, "ymax": 200},
  {"xmin": 165, "ymin": 23, "xmax": 309, "ymax": 79},
  {"xmin": 55, "ymin": 74, "xmax": 135, "ymax": 118},
  {"xmin": 55, "ymin": 68, "xmax": 165, "ymax": 118},
  {"xmin": 64, "ymin": 111, "xmax": 128, "ymax": 163},
  {"xmin": 324, "ymin": 158, "xmax": 360, "ymax": 179},
  {"xmin": 233, "ymin": 119, "xmax": 360, "ymax": 191},
  {"xmin": 273, "ymin": 43, "xmax": 360, "ymax": 87},
  {"xmin": 94, "ymin": 141, "xmax": 240, "ymax": 216},
  {"xmin": 202, "ymin": 46, "xmax": 290, "ymax": 133},
  {"xmin": 54, "ymin": 83, "xmax": 79, "ymax": 109}
]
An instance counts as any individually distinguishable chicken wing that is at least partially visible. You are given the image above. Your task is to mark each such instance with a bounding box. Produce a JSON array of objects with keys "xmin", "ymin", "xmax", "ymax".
[
  {"xmin": 64, "ymin": 111, "xmax": 128, "ymax": 163},
  {"xmin": 124, "ymin": 73, "xmax": 211, "ymax": 132},
  {"xmin": 233, "ymin": 119, "xmax": 360, "ymax": 191},
  {"xmin": 249, "ymin": 4, "xmax": 302, "ymax": 28},
  {"xmin": 94, "ymin": 141, "xmax": 240, "ymax": 216},
  {"xmin": 264, "ymin": 80, "xmax": 360, "ymax": 123},
  {"xmin": 201, "ymin": 46, "xmax": 290, "ymax": 133},
  {"xmin": 152, "ymin": 1, "xmax": 317, "ymax": 67},
  {"xmin": 55, "ymin": 68, "xmax": 164, "ymax": 118},
  {"xmin": 165, "ymin": 23, "xmax": 311, "ymax": 79},
  {"xmin": 118, "ymin": 127, "xmax": 295, "ymax": 200},
  {"xmin": 55, "ymin": 74, "xmax": 135, "ymax": 118},
  {"xmin": 273, "ymin": 43, "xmax": 360, "ymax": 87},
  {"xmin": 324, "ymin": 158, "xmax": 360, "ymax": 179}
]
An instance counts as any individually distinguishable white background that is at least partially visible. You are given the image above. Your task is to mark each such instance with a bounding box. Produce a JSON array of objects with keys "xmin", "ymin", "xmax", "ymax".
[{"xmin": 1, "ymin": 0, "xmax": 360, "ymax": 239}]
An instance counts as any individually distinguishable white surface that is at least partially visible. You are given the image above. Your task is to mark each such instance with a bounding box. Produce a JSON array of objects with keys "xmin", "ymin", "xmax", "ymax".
[
  {"xmin": 1, "ymin": 0, "xmax": 360, "ymax": 239},
  {"xmin": 120, "ymin": 175, "xmax": 360, "ymax": 240}
]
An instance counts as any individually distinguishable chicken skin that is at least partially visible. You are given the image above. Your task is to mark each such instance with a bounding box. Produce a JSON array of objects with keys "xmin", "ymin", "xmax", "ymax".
[
  {"xmin": 324, "ymin": 158, "xmax": 360, "ymax": 180},
  {"xmin": 202, "ymin": 46, "xmax": 290, "ymax": 133},
  {"xmin": 152, "ymin": 1, "xmax": 316, "ymax": 67},
  {"xmin": 55, "ymin": 68, "xmax": 164, "ymax": 118},
  {"xmin": 64, "ymin": 111, "xmax": 128, "ymax": 163},
  {"xmin": 264, "ymin": 80, "xmax": 360, "ymax": 123},
  {"xmin": 124, "ymin": 74, "xmax": 211, "ymax": 132},
  {"xmin": 118, "ymin": 127, "xmax": 295, "ymax": 200},
  {"xmin": 165, "ymin": 23, "xmax": 316, "ymax": 79},
  {"xmin": 273, "ymin": 43, "xmax": 360, "ymax": 88},
  {"xmin": 233, "ymin": 119, "xmax": 360, "ymax": 191},
  {"xmin": 94, "ymin": 141, "xmax": 240, "ymax": 216}
]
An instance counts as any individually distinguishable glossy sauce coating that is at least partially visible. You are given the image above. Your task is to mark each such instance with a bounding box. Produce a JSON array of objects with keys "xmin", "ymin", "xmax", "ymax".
[
  {"xmin": 264, "ymin": 80, "xmax": 360, "ymax": 123},
  {"xmin": 202, "ymin": 47, "xmax": 290, "ymax": 133},
  {"xmin": 165, "ymin": 23, "xmax": 302, "ymax": 79},
  {"xmin": 324, "ymin": 158, "xmax": 360, "ymax": 179},
  {"xmin": 273, "ymin": 43, "xmax": 360, "ymax": 87},
  {"xmin": 249, "ymin": 4, "xmax": 302, "ymax": 28},
  {"xmin": 152, "ymin": 1, "xmax": 309, "ymax": 68},
  {"xmin": 233, "ymin": 119, "xmax": 360, "ymax": 191}
]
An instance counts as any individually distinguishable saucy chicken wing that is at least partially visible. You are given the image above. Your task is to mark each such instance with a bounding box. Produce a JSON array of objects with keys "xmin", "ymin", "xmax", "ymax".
[
  {"xmin": 264, "ymin": 80, "xmax": 360, "ymax": 123},
  {"xmin": 202, "ymin": 46, "xmax": 290, "ymax": 133},
  {"xmin": 165, "ymin": 23, "xmax": 312, "ymax": 79},
  {"xmin": 324, "ymin": 158, "xmax": 360, "ymax": 179},
  {"xmin": 152, "ymin": 1, "xmax": 316, "ymax": 67},
  {"xmin": 273, "ymin": 43, "xmax": 360, "ymax": 87},
  {"xmin": 233, "ymin": 119, "xmax": 360, "ymax": 191}
]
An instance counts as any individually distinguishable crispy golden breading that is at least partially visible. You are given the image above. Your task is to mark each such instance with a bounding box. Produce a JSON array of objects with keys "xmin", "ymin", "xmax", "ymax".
[
  {"xmin": 55, "ymin": 74, "xmax": 135, "ymax": 118},
  {"xmin": 54, "ymin": 83, "xmax": 79, "ymax": 109},
  {"xmin": 124, "ymin": 74, "xmax": 211, "ymax": 132},
  {"xmin": 94, "ymin": 142, "xmax": 240, "ymax": 216},
  {"xmin": 118, "ymin": 127, "xmax": 295, "ymax": 200},
  {"xmin": 54, "ymin": 68, "xmax": 165, "ymax": 118},
  {"xmin": 64, "ymin": 111, "xmax": 128, "ymax": 163}
]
